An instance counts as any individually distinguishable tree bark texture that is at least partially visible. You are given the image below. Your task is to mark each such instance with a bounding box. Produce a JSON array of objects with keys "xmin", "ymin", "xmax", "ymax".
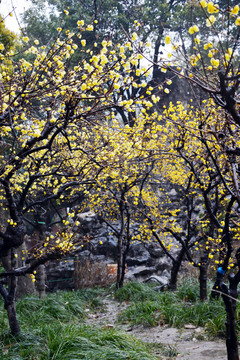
[
  {"xmin": 168, "ymin": 247, "xmax": 185, "ymax": 291},
  {"xmin": 199, "ymin": 251, "xmax": 209, "ymax": 301},
  {"xmin": 6, "ymin": 300, "xmax": 20, "ymax": 336},
  {"xmin": 0, "ymin": 251, "xmax": 21, "ymax": 335},
  {"xmin": 221, "ymin": 281, "xmax": 239, "ymax": 360},
  {"xmin": 36, "ymin": 264, "xmax": 46, "ymax": 299},
  {"xmin": 199, "ymin": 265, "xmax": 208, "ymax": 301}
]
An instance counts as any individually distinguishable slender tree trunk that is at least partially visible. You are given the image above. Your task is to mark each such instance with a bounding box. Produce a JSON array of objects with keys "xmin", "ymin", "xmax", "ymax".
[
  {"xmin": 219, "ymin": 246, "xmax": 240, "ymax": 360},
  {"xmin": 117, "ymin": 258, "xmax": 123, "ymax": 289},
  {"xmin": 225, "ymin": 306, "xmax": 238, "ymax": 360},
  {"xmin": 117, "ymin": 241, "xmax": 128, "ymax": 288},
  {"xmin": 199, "ymin": 265, "xmax": 208, "ymax": 301},
  {"xmin": 221, "ymin": 280, "xmax": 239, "ymax": 360},
  {"xmin": 117, "ymin": 234, "xmax": 124, "ymax": 289},
  {"xmin": 168, "ymin": 247, "xmax": 185, "ymax": 291},
  {"xmin": 8, "ymin": 251, "xmax": 20, "ymax": 335},
  {"xmin": 5, "ymin": 300, "xmax": 20, "ymax": 336},
  {"xmin": 0, "ymin": 251, "xmax": 21, "ymax": 335},
  {"xmin": 118, "ymin": 236, "xmax": 130, "ymax": 288},
  {"xmin": 0, "ymin": 282, "xmax": 20, "ymax": 336},
  {"xmin": 36, "ymin": 264, "xmax": 46, "ymax": 299},
  {"xmin": 211, "ymin": 267, "xmax": 225, "ymax": 300},
  {"xmin": 119, "ymin": 253, "xmax": 126, "ymax": 289},
  {"xmin": 199, "ymin": 251, "xmax": 209, "ymax": 301},
  {"xmin": 116, "ymin": 197, "xmax": 127, "ymax": 289},
  {"xmin": 117, "ymin": 258, "xmax": 125, "ymax": 289}
]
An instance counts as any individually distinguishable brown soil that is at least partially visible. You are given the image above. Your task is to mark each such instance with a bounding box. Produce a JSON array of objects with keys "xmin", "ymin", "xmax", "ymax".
[{"xmin": 86, "ymin": 296, "xmax": 228, "ymax": 360}]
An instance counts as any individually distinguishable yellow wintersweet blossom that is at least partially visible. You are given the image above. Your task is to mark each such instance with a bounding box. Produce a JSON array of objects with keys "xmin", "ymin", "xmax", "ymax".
[
  {"xmin": 231, "ymin": 5, "xmax": 239, "ymax": 15},
  {"xmin": 151, "ymin": 94, "xmax": 160, "ymax": 103},
  {"xmin": 131, "ymin": 32, "xmax": 137, "ymax": 41},
  {"xmin": 208, "ymin": 50, "xmax": 213, "ymax": 58},
  {"xmin": 165, "ymin": 36, "xmax": 171, "ymax": 44},
  {"xmin": 207, "ymin": 2, "xmax": 219, "ymax": 13},
  {"xmin": 136, "ymin": 69, "xmax": 141, "ymax": 76},
  {"xmin": 81, "ymin": 83, "xmax": 87, "ymax": 91},
  {"xmin": 189, "ymin": 25, "xmax": 199, "ymax": 34},
  {"xmin": 91, "ymin": 55, "xmax": 99, "ymax": 63},
  {"xmin": 81, "ymin": 39, "xmax": 86, "ymax": 47},
  {"xmin": 200, "ymin": 0, "xmax": 207, "ymax": 7},
  {"xmin": 86, "ymin": 24, "xmax": 93, "ymax": 31},
  {"xmin": 100, "ymin": 54, "xmax": 108, "ymax": 65},
  {"xmin": 194, "ymin": 36, "xmax": 200, "ymax": 45},
  {"xmin": 225, "ymin": 48, "xmax": 233, "ymax": 61},
  {"xmin": 77, "ymin": 20, "xmax": 84, "ymax": 26},
  {"xmin": 22, "ymin": 36, "xmax": 29, "ymax": 42},
  {"xmin": 235, "ymin": 17, "xmax": 240, "ymax": 25},
  {"xmin": 206, "ymin": 15, "xmax": 216, "ymax": 27},
  {"xmin": 210, "ymin": 58, "xmax": 219, "ymax": 67},
  {"xmin": 188, "ymin": 27, "xmax": 195, "ymax": 35}
]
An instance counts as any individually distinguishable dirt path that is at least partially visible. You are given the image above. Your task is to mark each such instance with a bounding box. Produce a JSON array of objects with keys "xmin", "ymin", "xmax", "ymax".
[
  {"xmin": 131, "ymin": 326, "xmax": 227, "ymax": 360},
  {"xmin": 86, "ymin": 296, "xmax": 227, "ymax": 360}
]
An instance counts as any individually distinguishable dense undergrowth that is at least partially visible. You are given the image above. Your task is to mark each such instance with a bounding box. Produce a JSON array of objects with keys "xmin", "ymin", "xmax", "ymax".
[
  {"xmin": 115, "ymin": 278, "xmax": 232, "ymax": 338},
  {"xmin": 0, "ymin": 287, "xmax": 160, "ymax": 360},
  {"xmin": 0, "ymin": 278, "xmax": 236, "ymax": 359}
]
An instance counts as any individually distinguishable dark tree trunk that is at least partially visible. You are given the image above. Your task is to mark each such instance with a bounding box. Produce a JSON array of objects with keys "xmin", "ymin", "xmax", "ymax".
[
  {"xmin": 199, "ymin": 251, "xmax": 209, "ymax": 301},
  {"xmin": 168, "ymin": 247, "xmax": 185, "ymax": 291},
  {"xmin": 117, "ymin": 257, "xmax": 125, "ymax": 289},
  {"xmin": 0, "ymin": 250, "xmax": 21, "ymax": 335},
  {"xmin": 119, "ymin": 251, "xmax": 126, "ymax": 288},
  {"xmin": 0, "ymin": 281, "xmax": 20, "ymax": 336},
  {"xmin": 116, "ymin": 237, "xmax": 129, "ymax": 289},
  {"xmin": 5, "ymin": 299, "xmax": 20, "ymax": 336},
  {"xmin": 199, "ymin": 265, "xmax": 208, "ymax": 301},
  {"xmin": 211, "ymin": 270, "xmax": 224, "ymax": 299},
  {"xmin": 117, "ymin": 260, "xmax": 124, "ymax": 289},
  {"xmin": 219, "ymin": 246, "xmax": 240, "ymax": 360},
  {"xmin": 116, "ymin": 234, "xmax": 124, "ymax": 289},
  {"xmin": 221, "ymin": 279, "xmax": 239, "ymax": 360}
]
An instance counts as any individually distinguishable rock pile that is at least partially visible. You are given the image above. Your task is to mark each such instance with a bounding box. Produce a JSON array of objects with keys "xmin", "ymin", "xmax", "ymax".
[{"xmin": 45, "ymin": 211, "xmax": 177, "ymax": 291}]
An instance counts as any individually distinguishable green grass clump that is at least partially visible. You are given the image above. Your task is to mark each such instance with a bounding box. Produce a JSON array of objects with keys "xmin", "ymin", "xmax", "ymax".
[
  {"xmin": 114, "ymin": 281, "xmax": 161, "ymax": 303},
  {"xmin": 0, "ymin": 288, "xmax": 159, "ymax": 360},
  {"xmin": 115, "ymin": 279, "xmax": 228, "ymax": 338},
  {"xmin": 2, "ymin": 325, "xmax": 158, "ymax": 360},
  {"xmin": 118, "ymin": 300, "xmax": 161, "ymax": 327}
]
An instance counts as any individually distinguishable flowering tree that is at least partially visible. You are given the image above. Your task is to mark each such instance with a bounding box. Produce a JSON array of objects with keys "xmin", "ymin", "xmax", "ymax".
[
  {"xmin": 0, "ymin": 17, "xmax": 156, "ymax": 334},
  {"xmin": 154, "ymin": 2, "xmax": 240, "ymax": 358},
  {"xmin": 79, "ymin": 115, "xmax": 164, "ymax": 288}
]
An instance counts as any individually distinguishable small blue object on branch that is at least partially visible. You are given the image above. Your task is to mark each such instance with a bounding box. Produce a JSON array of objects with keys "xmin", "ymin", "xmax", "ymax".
[{"xmin": 217, "ymin": 267, "xmax": 226, "ymax": 275}]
